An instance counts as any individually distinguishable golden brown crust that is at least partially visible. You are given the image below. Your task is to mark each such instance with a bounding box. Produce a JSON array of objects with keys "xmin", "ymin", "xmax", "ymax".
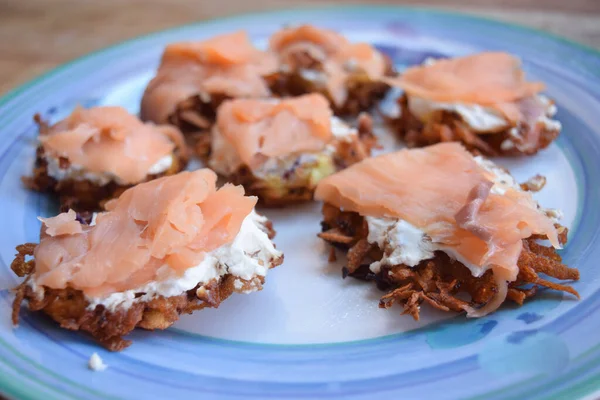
[
  {"xmin": 226, "ymin": 113, "xmax": 378, "ymax": 207},
  {"xmin": 318, "ymin": 203, "xmax": 579, "ymax": 320},
  {"xmin": 391, "ymin": 94, "xmax": 560, "ymax": 156},
  {"xmin": 265, "ymin": 53, "xmax": 396, "ymax": 116},
  {"xmin": 23, "ymin": 145, "xmax": 187, "ymax": 212},
  {"xmin": 14, "ymin": 275, "xmax": 272, "ymax": 351},
  {"xmin": 11, "ymin": 222, "xmax": 283, "ymax": 351}
]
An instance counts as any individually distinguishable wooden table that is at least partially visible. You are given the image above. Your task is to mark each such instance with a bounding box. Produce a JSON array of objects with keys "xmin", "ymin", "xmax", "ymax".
[{"xmin": 0, "ymin": 0, "xmax": 599, "ymax": 95}]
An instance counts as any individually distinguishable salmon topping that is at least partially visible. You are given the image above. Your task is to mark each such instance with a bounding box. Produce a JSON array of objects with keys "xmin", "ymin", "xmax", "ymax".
[
  {"xmin": 270, "ymin": 24, "xmax": 349, "ymax": 59},
  {"xmin": 141, "ymin": 31, "xmax": 278, "ymax": 123},
  {"xmin": 32, "ymin": 170, "xmax": 257, "ymax": 297},
  {"xmin": 38, "ymin": 210, "xmax": 83, "ymax": 237},
  {"xmin": 165, "ymin": 31, "xmax": 259, "ymax": 66},
  {"xmin": 314, "ymin": 142, "xmax": 559, "ymax": 282},
  {"xmin": 269, "ymin": 25, "xmax": 387, "ymax": 106},
  {"xmin": 385, "ymin": 52, "xmax": 545, "ymax": 122},
  {"xmin": 39, "ymin": 106, "xmax": 183, "ymax": 185},
  {"xmin": 212, "ymin": 94, "xmax": 333, "ymax": 170}
]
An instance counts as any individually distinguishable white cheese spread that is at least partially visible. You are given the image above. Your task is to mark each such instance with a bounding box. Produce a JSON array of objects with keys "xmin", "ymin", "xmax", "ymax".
[
  {"xmin": 407, "ymin": 93, "xmax": 561, "ymax": 134},
  {"xmin": 473, "ymin": 156, "xmax": 519, "ymax": 195},
  {"xmin": 366, "ymin": 217, "xmax": 434, "ymax": 273},
  {"xmin": 147, "ymin": 155, "xmax": 174, "ymax": 175},
  {"xmin": 475, "ymin": 156, "xmax": 562, "ymax": 222},
  {"xmin": 407, "ymin": 96, "xmax": 510, "ymax": 133},
  {"xmin": 299, "ymin": 68, "xmax": 327, "ymax": 85},
  {"xmin": 88, "ymin": 353, "xmax": 108, "ymax": 372},
  {"xmin": 365, "ymin": 217, "xmax": 489, "ymax": 278},
  {"xmin": 330, "ymin": 116, "xmax": 357, "ymax": 139}
]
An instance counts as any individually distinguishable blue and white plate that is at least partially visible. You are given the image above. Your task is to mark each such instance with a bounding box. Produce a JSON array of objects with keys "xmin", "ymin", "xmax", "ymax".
[{"xmin": 1, "ymin": 6, "xmax": 600, "ymax": 400}]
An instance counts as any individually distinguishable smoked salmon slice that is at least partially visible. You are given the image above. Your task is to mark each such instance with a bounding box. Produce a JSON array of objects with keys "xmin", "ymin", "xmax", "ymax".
[
  {"xmin": 316, "ymin": 143, "xmax": 578, "ymax": 318},
  {"xmin": 386, "ymin": 52, "xmax": 544, "ymax": 107},
  {"xmin": 213, "ymin": 94, "xmax": 333, "ymax": 170},
  {"xmin": 141, "ymin": 31, "xmax": 278, "ymax": 125},
  {"xmin": 12, "ymin": 169, "xmax": 283, "ymax": 350}
]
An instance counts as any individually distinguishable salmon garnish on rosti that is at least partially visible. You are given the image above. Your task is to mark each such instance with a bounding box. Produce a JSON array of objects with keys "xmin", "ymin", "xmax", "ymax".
[
  {"xmin": 12, "ymin": 169, "xmax": 283, "ymax": 350},
  {"xmin": 315, "ymin": 142, "xmax": 578, "ymax": 319}
]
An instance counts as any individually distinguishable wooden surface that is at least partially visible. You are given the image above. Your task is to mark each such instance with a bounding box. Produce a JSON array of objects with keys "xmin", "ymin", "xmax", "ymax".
[{"xmin": 0, "ymin": 0, "xmax": 599, "ymax": 95}]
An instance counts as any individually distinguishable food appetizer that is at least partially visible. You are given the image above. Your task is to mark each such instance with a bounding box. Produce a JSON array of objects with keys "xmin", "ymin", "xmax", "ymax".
[
  {"xmin": 24, "ymin": 106, "xmax": 187, "ymax": 211},
  {"xmin": 386, "ymin": 52, "xmax": 561, "ymax": 156},
  {"xmin": 266, "ymin": 24, "xmax": 395, "ymax": 115},
  {"xmin": 141, "ymin": 31, "xmax": 278, "ymax": 157},
  {"xmin": 12, "ymin": 170, "xmax": 283, "ymax": 350},
  {"xmin": 315, "ymin": 142, "xmax": 579, "ymax": 319},
  {"xmin": 208, "ymin": 93, "xmax": 377, "ymax": 206}
]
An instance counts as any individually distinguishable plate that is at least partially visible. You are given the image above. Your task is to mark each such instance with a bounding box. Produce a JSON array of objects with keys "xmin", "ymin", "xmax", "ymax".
[{"xmin": 1, "ymin": 6, "xmax": 600, "ymax": 400}]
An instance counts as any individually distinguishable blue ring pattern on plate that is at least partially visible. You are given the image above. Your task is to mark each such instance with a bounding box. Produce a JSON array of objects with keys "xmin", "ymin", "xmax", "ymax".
[{"xmin": 0, "ymin": 6, "xmax": 599, "ymax": 400}]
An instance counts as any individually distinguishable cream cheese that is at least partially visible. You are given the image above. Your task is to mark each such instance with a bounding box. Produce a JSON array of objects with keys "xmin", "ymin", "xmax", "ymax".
[
  {"xmin": 364, "ymin": 216, "xmax": 489, "ymax": 278},
  {"xmin": 45, "ymin": 155, "xmax": 114, "ymax": 186},
  {"xmin": 299, "ymin": 68, "xmax": 327, "ymax": 85},
  {"xmin": 366, "ymin": 217, "xmax": 434, "ymax": 273},
  {"xmin": 45, "ymin": 153, "xmax": 174, "ymax": 186},
  {"xmin": 544, "ymin": 208, "xmax": 564, "ymax": 221},
  {"xmin": 233, "ymin": 279, "xmax": 244, "ymax": 290},
  {"xmin": 473, "ymin": 156, "xmax": 519, "ymax": 195},
  {"xmin": 474, "ymin": 156, "xmax": 563, "ymax": 223},
  {"xmin": 254, "ymin": 153, "xmax": 321, "ymax": 180},
  {"xmin": 147, "ymin": 155, "xmax": 174, "ymax": 175},
  {"xmin": 538, "ymin": 115, "xmax": 562, "ymax": 131},
  {"xmin": 85, "ymin": 210, "xmax": 281, "ymax": 312},
  {"xmin": 88, "ymin": 353, "xmax": 108, "ymax": 372},
  {"xmin": 539, "ymin": 94, "xmax": 558, "ymax": 116},
  {"xmin": 330, "ymin": 116, "xmax": 358, "ymax": 140},
  {"xmin": 536, "ymin": 95, "xmax": 562, "ymax": 131}
]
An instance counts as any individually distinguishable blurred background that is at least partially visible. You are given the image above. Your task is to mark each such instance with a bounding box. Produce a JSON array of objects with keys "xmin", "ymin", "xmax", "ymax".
[{"xmin": 1, "ymin": 0, "xmax": 598, "ymax": 95}]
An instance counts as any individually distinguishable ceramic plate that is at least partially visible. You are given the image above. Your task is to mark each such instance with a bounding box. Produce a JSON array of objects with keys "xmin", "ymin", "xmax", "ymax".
[{"xmin": 1, "ymin": 6, "xmax": 600, "ymax": 400}]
